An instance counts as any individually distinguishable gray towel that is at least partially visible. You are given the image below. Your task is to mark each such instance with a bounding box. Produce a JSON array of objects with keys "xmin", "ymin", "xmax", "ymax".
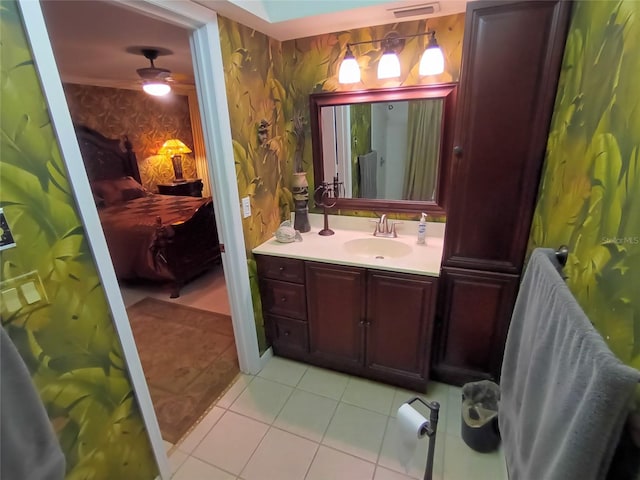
[
  {"xmin": 499, "ymin": 248, "xmax": 640, "ymax": 480},
  {"xmin": 358, "ymin": 150, "xmax": 377, "ymax": 198},
  {"xmin": 1, "ymin": 326, "xmax": 65, "ymax": 480}
]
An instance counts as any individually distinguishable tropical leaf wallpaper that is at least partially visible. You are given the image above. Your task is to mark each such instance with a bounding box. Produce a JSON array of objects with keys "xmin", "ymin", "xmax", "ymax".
[
  {"xmin": 217, "ymin": 13, "xmax": 464, "ymax": 352},
  {"xmin": 0, "ymin": 2, "xmax": 158, "ymax": 478},
  {"xmin": 529, "ymin": 1, "xmax": 640, "ymax": 406},
  {"xmin": 63, "ymin": 83, "xmax": 198, "ymax": 192}
]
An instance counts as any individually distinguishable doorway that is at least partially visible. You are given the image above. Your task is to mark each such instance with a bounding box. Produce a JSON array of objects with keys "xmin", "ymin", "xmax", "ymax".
[{"xmin": 36, "ymin": 2, "xmax": 245, "ymax": 452}]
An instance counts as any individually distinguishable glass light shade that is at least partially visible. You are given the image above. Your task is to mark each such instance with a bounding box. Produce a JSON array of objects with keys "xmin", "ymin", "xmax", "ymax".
[
  {"xmin": 377, "ymin": 51, "xmax": 401, "ymax": 79},
  {"xmin": 338, "ymin": 50, "xmax": 360, "ymax": 84},
  {"xmin": 419, "ymin": 45, "xmax": 445, "ymax": 76},
  {"xmin": 158, "ymin": 138, "xmax": 192, "ymax": 156},
  {"xmin": 142, "ymin": 81, "xmax": 171, "ymax": 96}
]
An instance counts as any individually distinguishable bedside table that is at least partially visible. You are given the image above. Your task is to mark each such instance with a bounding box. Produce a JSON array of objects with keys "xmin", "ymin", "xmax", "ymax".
[{"xmin": 157, "ymin": 179, "xmax": 203, "ymax": 197}]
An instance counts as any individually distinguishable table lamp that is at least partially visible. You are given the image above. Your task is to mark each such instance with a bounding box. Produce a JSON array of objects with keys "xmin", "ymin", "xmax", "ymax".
[{"xmin": 159, "ymin": 139, "xmax": 192, "ymax": 183}]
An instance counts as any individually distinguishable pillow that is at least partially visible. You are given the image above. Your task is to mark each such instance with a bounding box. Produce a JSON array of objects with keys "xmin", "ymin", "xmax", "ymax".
[{"xmin": 91, "ymin": 176, "xmax": 147, "ymax": 206}]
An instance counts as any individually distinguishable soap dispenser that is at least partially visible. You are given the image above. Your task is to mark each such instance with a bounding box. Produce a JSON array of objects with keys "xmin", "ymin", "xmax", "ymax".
[{"xmin": 417, "ymin": 212, "xmax": 427, "ymax": 245}]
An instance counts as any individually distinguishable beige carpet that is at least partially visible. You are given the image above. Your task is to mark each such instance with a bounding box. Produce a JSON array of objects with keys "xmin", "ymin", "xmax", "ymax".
[{"xmin": 127, "ymin": 297, "xmax": 239, "ymax": 443}]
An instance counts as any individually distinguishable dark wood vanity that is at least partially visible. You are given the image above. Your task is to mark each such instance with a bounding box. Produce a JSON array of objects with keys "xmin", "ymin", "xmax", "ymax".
[
  {"xmin": 255, "ymin": 0, "xmax": 572, "ymax": 390},
  {"xmin": 256, "ymin": 254, "xmax": 437, "ymax": 391}
]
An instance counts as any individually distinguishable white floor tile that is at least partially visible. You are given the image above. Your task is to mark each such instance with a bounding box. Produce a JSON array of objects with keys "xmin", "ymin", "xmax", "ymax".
[
  {"xmin": 297, "ymin": 366, "xmax": 349, "ymax": 400},
  {"xmin": 257, "ymin": 356, "xmax": 308, "ymax": 387},
  {"xmin": 273, "ymin": 389, "xmax": 338, "ymax": 442},
  {"xmin": 192, "ymin": 411, "xmax": 268, "ymax": 475},
  {"xmin": 240, "ymin": 428, "xmax": 318, "ymax": 480},
  {"xmin": 342, "ymin": 377, "xmax": 397, "ymax": 415},
  {"xmin": 168, "ymin": 449, "xmax": 189, "ymax": 474},
  {"xmin": 163, "ymin": 440, "xmax": 173, "ymax": 453},
  {"xmin": 446, "ymin": 385, "xmax": 462, "ymax": 437},
  {"xmin": 178, "ymin": 406, "xmax": 225, "ymax": 454},
  {"xmin": 373, "ymin": 465, "xmax": 421, "ymax": 480},
  {"xmin": 377, "ymin": 416, "xmax": 445, "ymax": 479},
  {"xmin": 229, "ymin": 376, "xmax": 293, "ymax": 424},
  {"xmin": 172, "ymin": 456, "xmax": 235, "ymax": 480},
  {"xmin": 216, "ymin": 373, "xmax": 253, "ymax": 409},
  {"xmin": 306, "ymin": 446, "xmax": 375, "ymax": 480},
  {"xmin": 443, "ymin": 433, "xmax": 507, "ymax": 480},
  {"xmin": 323, "ymin": 402, "xmax": 388, "ymax": 463}
]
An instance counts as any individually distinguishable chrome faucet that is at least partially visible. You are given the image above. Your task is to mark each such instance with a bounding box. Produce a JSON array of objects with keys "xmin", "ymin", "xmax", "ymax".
[{"xmin": 372, "ymin": 214, "xmax": 399, "ymax": 238}]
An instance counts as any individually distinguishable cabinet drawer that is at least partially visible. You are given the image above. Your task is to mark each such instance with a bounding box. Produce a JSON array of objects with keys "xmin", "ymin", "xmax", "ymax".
[
  {"xmin": 261, "ymin": 279, "xmax": 307, "ymax": 320},
  {"xmin": 256, "ymin": 255, "xmax": 305, "ymax": 283},
  {"xmin": 267, "ymin": 315, "xmax": 309, "ymax": 353}
]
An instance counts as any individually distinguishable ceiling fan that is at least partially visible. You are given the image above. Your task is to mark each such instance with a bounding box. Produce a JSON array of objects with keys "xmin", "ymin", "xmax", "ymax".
[{"xmin": 133, "ymin": 47, "xmax": 174, "ymax": 96}]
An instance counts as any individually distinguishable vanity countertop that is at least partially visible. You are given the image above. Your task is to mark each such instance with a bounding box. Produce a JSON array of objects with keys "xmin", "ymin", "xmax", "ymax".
[{"xmin": 252, "ymin": 214, "xmax": 444, "ymax": 277}]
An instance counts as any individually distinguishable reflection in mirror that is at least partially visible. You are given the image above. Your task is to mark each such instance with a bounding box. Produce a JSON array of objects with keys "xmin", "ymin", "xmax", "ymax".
[
  {"xmin": 321, "ymin": 98, "xmax": 443, "ymax": 202},
  {"xmin": 310, "ymin": 83, "xmax": 457, "ymax": 215}
]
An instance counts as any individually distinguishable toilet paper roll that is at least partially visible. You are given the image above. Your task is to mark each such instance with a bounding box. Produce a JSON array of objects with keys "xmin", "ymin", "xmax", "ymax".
[{"xmin": 396, "ymin": 403, "xmax": 430, "ymax": 472}]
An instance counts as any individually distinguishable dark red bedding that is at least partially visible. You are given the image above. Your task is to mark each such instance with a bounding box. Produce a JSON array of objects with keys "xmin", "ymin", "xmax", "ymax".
[{"xmin": 98, "ymin": 194, "xmax": 213, "ymax": 282}]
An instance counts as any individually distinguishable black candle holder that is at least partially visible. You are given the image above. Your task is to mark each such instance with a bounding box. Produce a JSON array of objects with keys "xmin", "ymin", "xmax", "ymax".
[{"xmin": 313, "ymin": 180, "xmax": 341, "ymax": 236}]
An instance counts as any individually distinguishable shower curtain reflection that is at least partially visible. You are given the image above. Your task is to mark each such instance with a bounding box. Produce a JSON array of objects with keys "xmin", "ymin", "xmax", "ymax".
[{"xmin": 403, "ymin": 99, "xmax": 443, "ymax": 201}]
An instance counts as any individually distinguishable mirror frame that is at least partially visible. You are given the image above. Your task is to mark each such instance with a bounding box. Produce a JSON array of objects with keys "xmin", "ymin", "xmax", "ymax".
[{"xmin": 310, "ymin": 83, "xmax": 457, "ymax": 215}]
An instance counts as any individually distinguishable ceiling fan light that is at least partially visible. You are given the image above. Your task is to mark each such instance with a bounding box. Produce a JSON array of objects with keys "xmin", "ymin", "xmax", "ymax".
[
  {"xmin": 377, "ymin": 50, "xmax": 401, "ymax": 79},
  {"xmin": 419, "ymin": 34, "xmax": 445, "ymax": 76},
  {"xmin": 143, "ymin": 81, "xmax": 171, "ymax": 96}
]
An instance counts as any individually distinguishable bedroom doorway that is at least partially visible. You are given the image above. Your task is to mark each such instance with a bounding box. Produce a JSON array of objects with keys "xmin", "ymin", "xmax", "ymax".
[{"xmin": 38, "ymin": 0, "xmax": 252, "ymax": 451}]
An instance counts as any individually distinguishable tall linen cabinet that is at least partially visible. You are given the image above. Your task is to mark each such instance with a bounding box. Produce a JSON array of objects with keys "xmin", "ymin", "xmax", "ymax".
[{"xmin": 433, "ymin": 0, "xmax": 572, "ymax": 384}]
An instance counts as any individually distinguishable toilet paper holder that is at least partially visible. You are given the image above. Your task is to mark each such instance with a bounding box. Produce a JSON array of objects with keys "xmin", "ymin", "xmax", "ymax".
[{"xmin": 406, "ymin": 397, "xmax": 440, "ymax": 480}]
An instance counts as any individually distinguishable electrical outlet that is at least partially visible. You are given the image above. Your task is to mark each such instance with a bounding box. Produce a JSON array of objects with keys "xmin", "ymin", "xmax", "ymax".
[{"xmin": 241, "ymin": 196, "xmax": 251, "ymax": 218}]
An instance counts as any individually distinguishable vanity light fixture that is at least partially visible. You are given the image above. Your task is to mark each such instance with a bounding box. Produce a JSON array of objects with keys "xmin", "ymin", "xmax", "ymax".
[
  {"xmin": 338, "ymin": 29, "xmax": 445, "ymax": 84},
  {"xmin": 338, "ymin": 45, "xmax": 361, "ymax": 84}
]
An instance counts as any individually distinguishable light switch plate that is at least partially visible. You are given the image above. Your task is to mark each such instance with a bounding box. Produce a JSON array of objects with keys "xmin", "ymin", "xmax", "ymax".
[
  {"xmin": 0, "ymin": 271, "xmax": 49, "ymax": 317},
  {"xmin": 241, "ymin": 196, "xmax": 251, "ymax": 218}
]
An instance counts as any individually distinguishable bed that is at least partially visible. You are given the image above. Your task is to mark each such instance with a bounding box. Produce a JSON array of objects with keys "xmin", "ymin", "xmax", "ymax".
[{"xmin": 74, "ymin": 124, "xmax": 221, "ymax": 297}]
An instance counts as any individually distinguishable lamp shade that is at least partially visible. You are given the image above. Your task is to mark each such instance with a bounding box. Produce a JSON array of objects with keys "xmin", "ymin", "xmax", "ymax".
[
  {"xmin": 377, "ymin": 50, "xmax": 401, "ymax": 79},
  {"xmin": 158, "ymin": 139, "xmax": 192, "ymax": 156},
  {"xmin": 143, "ymin": 81, "xmax": 171, "ymax": 96},
  {"xmin": 419, "ymin": 35, "xmax": 445, "ymax": 76},
  {"xmin": 338, "ymin": 46, "xmax": 361, "ymax": 84}
]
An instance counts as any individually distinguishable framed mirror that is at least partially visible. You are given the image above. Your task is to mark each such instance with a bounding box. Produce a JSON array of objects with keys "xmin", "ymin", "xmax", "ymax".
[{"xmin": 310, "ymin": 83, "xmax": 457, "ymax": 215}]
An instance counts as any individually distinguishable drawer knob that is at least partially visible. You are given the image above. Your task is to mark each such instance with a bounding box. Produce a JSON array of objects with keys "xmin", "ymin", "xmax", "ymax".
[
  {"xmin": 283, "ymin": 330, "xmax": 290, "ymax": 336},
  {"xmin": 281, "ymin": 296, "xmax": 287, "ymax": 303},
  {"xmin": 279, "ymin": 266, "xmax": 285, "ymax": 272}
]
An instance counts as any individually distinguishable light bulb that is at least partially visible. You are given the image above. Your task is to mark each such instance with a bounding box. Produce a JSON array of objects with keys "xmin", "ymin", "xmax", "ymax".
[
  {"xmin": 377, "ymin": 50, "xmax": 401, "ymax": 79},
  {"xmin": 338, "ymin": 47, "xmax": 361, "ymax": 84},
  {"xmin": 419, "ymin": 34, "xmax": 445, "ymax": 76},
  {"xmin": 143, "ymin": 81, "xmax": 171, "ymax": 96}
]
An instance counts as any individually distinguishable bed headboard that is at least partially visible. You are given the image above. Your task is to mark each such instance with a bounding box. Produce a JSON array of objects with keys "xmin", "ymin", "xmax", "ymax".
[{"xmin": 74, "ymin": 124, "xmax": 141, "ymax": 184}]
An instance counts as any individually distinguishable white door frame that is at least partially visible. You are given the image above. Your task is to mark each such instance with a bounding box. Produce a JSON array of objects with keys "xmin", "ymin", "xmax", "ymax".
[{"xmin": 20, "ymin": 1, "xmax": 264, "ymax": 478}]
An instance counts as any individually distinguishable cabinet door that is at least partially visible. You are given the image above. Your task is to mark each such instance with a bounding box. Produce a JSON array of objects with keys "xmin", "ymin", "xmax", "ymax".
[
  {"xmin": 433, "ymin": 267, "xmax": 519, "ymax": 385},
  {"xmin": 443, "ymin": 0, "xmax": 571, "ymax": 273},
  {"xmin": 306, "ymin": 262, "xmax": 365, "ymax": 372},
  {"xmin": 366, "ymin": 271, "xmax": 437, "ymax": 391}
]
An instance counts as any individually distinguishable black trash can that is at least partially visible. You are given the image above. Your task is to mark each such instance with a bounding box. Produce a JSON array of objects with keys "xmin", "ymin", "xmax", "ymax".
[{"xmin": 461, "ymin": 380, "xmax": 501, "ymax": 453}]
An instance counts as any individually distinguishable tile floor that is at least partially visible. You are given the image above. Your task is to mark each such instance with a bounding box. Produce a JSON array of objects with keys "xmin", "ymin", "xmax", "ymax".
[
  {"xmin": 166, "ymin": 356, "xmax": 508, "ymax": 480},
  {"xmin": 120, "ymin": 266, "xmax": 231, "ymax": 315}
]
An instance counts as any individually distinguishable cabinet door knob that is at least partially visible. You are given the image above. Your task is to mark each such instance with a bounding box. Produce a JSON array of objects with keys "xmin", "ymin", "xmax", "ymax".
[
  {"xmin": 359, "ymin": 320, "xmax": 365, "ymax": 326},
  {"xmin": 283, "ymin": 330, "xmax": 290, "ymax": 336},
  {"xmin": 280, "ymin": 296, "xmax": 287, "ymax": 303},
  {"xmin": 453, "ymin": 145, "xmax": 463, "ymax": 157},
  {"xmin": 279, "ymin": 266, "xmax": 285, "ymax": 272}
]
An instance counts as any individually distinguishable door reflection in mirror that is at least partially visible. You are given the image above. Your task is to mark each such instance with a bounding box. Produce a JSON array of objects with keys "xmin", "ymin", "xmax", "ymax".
[{"xmin": 320, "ymin": 97, "xmax": 443, "ymax": 202}]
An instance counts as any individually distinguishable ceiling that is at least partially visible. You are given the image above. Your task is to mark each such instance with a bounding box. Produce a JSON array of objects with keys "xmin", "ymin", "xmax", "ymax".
[{"xmin": 41, "ymin": 0, "xmax": 466, "ymax": 91}]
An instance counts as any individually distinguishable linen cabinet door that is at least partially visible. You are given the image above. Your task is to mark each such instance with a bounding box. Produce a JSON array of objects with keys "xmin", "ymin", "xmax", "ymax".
[
  {"xmin": 433, "ymin": 267, "xmax": 519, "ymax": 385},
  {"xmin": 443, "ymin": 0, "xmax": 571, "ymax": 273},
  {"xmin": 365, "ymin": 271, "xmax": 437, "ymax": 391},
  {"xmin": 306, "ymin": 262, "xmax": 366, "ymax": 374}
]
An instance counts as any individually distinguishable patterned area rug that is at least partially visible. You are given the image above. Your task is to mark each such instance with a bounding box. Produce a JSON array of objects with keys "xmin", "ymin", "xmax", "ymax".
[{"xmin": 127, "ymin": 298, "xmax": 239, "ymax": 443}]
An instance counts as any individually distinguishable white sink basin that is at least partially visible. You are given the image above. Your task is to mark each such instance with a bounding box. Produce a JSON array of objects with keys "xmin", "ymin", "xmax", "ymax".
[{"xmin": 343, "ymin": 237, "xmax": 412, "ymax": 259}]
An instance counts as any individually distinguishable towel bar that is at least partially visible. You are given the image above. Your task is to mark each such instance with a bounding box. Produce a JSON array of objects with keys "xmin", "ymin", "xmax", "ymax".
[{"xmin": 555, "ymin": 245, "xmax": 569, "ymax": 267}]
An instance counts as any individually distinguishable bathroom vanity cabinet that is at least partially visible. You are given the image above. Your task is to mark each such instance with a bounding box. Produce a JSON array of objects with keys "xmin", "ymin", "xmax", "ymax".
[
  {"xmin": 434, "ymin": 0, "xmax": 572, "ymax": 385},
  {"xmin": 256, "ymin": 254, "xmax": 437, "ymax": 391}
]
